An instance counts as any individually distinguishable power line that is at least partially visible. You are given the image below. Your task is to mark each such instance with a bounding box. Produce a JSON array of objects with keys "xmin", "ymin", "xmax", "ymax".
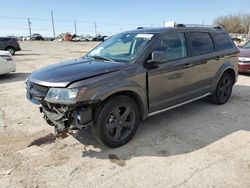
[
  {"xmin": 0, "ymin": 15, "xmax": 161, "ymax": 26},
  {"xmin": 0, "ymin": 15, "xmax": 163, "ymax": 37},
  {"xmin": 0, "ymin": 16, "xmax": 49, "ymax": 21}
]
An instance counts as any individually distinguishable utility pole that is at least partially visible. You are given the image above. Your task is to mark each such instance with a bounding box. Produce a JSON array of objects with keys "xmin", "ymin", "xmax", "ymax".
[
  {"xmin": 94, "ymin": 22, "xmax": 97, "ymax": 36},
  {"xmin": 51, "ymin": 10, "xmax": 56, "ymax": 38},
  {"xmin": 248, "ymin": 25, "xmax": 250, "ymax": 39},
  {"xmin": 28, "ymin": 18, "xmax": 32, "ymax": 37},
  {"xmin": 74, "ymin": 20, "xmax": 77, "ymax": 35}
]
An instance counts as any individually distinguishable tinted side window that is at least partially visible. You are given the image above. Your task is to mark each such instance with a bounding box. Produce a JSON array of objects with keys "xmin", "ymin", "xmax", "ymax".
[
  {"xmin": 189, "ymin": 32, "xmax": 214, "ymax": 56},
  {"xmin": 213, "ymin": 33, "xmax": 234, "ymax": 51},
  {"xmin": 0, "ymin": 38, "xmax": 10, "ymax": 42},
  {"xmin": 154, "ymin": 33, "xmax": 187, "ymax": 62}
]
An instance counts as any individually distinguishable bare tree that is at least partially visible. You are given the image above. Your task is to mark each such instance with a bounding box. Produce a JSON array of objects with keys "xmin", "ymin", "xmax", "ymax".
[
  {"xmin": 241, "ymin": 14, "xmax": 250, "ymax": 35},
  {"xmin": 214, "ymin": 13, "xmax": 250, "ymax": 34}
]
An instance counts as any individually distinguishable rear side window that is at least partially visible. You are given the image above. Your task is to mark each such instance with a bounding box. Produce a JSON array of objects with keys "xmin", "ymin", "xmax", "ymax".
[
  {"xmin": 0, "ymin": 38, "xmax": 10, "ymax": 42},
  {"xmin": 213, "ymin": 33, "xmax": 234, "ymax": 51},
  {"xmin": 189, "ymin": 32, "xmax": 214, "ymax": 56}
]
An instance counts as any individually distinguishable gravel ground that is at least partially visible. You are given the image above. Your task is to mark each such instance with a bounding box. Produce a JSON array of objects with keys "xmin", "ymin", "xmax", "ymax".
[{"xmin": 0, "ymin": 41, "xmax": 250, "ymax": 188}]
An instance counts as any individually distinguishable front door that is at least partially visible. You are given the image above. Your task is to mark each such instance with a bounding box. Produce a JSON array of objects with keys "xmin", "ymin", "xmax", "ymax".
[{"xmin": 147, "ymin": 32, "xmax": 199, "ymax": 113}]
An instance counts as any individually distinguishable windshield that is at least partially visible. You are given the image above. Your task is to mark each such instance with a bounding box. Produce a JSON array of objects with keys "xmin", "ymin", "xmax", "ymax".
[
  {"xmin": 87, "ymin": 32, "xmax": 155, "ymax": 63},
  {"xmin": 242, "ymin": 41, "xmax": 250, "ymax": 49}
]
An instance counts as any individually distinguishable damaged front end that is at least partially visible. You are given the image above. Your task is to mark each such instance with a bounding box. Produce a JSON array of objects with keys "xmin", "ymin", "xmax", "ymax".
[
  {"xmin": 41, "ymin": 102, "xmax": 94, "ymax": 133},
  {"xmin": 26, "ymin": 80, "xmax": 96, "ymax": 134}
]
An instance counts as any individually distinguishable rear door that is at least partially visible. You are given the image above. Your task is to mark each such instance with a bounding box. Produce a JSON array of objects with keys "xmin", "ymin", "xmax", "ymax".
[
  {"xmin": 0, "ymin": 38, "xmax": 6, "ymax": 50},
  {"xmin": 147, "ymin": 32, "xmax": 200, "ymax": 113},
  {"xmin": 187, "ymin": 32, "xmax": 216, "ymax": 93},
  {"xmin": 0, "ymin": 38, "xmax": 9, "ymax": 50}
]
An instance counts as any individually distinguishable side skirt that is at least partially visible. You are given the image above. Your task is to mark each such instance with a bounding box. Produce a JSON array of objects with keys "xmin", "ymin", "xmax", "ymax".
[{"xmin": 148, "ymin": 93, "xmax": 211, "ymax": 117}]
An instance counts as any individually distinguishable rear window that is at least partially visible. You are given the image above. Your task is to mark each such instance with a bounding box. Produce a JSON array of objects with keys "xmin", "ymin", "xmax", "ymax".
[
  {"xmin": 189, "ymin": 32, "xmax": 214, "ymax": 56},
  {"xmin": 213, "ymin": 33, "xmax": 234, "ymax": 51}
]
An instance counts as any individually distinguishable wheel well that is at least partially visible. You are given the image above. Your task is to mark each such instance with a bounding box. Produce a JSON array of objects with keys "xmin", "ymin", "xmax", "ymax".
[
  {"xmin": 224, "ymin": 68, "xmax": 236, "ymax": 83},
  {"xmin": 96, "ymin": 91, "xmax": 144, "ymax": 120},
  {"xmin": 5, "ymin": 46, "xmax": 15, "ymax": 50}
]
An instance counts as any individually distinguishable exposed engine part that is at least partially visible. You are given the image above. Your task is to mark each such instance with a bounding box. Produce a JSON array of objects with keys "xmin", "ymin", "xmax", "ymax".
[{"xmin": 40, "ymin": 101, "xmax": 96, "ymax": 133}]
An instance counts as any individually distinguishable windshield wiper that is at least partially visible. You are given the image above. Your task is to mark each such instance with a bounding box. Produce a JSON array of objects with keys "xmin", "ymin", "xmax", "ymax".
[{"xmin": 88, "ymin": 55, "xmax": 116, "ymax": 63}]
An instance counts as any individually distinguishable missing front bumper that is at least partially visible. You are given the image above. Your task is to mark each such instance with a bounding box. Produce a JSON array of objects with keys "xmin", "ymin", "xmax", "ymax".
[{"xmin": 40, "ymin": 102, "xmax": 95, "ymax": 133}]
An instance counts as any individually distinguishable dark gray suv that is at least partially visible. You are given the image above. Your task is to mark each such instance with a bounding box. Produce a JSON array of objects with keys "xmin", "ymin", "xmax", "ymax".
[
  {"xmin": 0, "ymin": 37, "xmax": 21, "ymax": 55},
  {"xmin": 26, "ymin": 25, "xmax": 239, "ymax": 147}
]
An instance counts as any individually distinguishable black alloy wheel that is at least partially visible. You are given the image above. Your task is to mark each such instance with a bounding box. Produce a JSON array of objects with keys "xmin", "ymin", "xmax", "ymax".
[
  {"xmin": 6, "ymin": 47, "xmax": 15, "ymax": 55},
  {"xmin": 209, "ymin": 73, "xmax": 233, "ymax": 104},
  {"xmin": 93, "ymin": 96, "xmax": 140, "ymax": 148},
  {"xmin": 105, "ymin": 104, "xmax": 136, "ymax": 142}
]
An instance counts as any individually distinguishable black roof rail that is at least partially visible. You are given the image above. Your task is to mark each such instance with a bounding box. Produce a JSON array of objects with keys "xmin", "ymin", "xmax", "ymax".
[{"xmin": 175, "ymin": 23, "xmax": 222, "ymax": 29}]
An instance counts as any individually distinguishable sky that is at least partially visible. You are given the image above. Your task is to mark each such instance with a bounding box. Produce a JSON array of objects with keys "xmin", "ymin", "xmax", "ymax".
[{"xmin": 0, "ymin": 0, "xmax": 250, "ymax": 37}]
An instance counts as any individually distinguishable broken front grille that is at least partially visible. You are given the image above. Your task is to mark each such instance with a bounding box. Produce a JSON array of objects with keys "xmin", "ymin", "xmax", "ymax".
[{"xmin": 26, "ymin": 81, "xmax": 49, "ymax": 104}]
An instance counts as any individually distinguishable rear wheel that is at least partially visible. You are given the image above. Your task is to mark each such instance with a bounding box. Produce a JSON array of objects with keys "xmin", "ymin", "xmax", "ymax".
[
  {"xmin": 209, "ymin": 73, "xmax": 233, "ymax": 105},
  {"xmin": 92, "ymin": 96, "xmax": 140, "ymax": 148},
  {"xmin": 6, "ymin": 47, "xmax": 15, "ymax": 55}
]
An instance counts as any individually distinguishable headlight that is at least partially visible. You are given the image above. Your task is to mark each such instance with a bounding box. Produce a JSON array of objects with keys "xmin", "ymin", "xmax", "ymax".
[
  {"xmin": 44, "ymin": 88, "xmax": 79, "ymax": 104},
  {"xmin": 0, "ymin": 55, "xmax": 13, "ymax": 61},
  {"xmin": 239, "ymin": 57, "xmax": 250, "ymax": 62}
]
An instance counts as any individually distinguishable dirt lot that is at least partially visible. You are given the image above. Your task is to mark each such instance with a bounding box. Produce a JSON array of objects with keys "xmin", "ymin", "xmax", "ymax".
[{"xmin": 0, "ymin": 41, "xmax": 250, "ymax": 188}]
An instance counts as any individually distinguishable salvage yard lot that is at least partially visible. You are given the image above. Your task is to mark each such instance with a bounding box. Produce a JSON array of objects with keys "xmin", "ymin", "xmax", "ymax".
[{"xmin": 0, "ymin": 41, "xmax": 250, "ymax": 187}]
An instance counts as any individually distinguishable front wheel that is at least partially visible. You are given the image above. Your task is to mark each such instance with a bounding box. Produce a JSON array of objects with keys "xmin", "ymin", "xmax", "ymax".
[
  {"xmin": 92, "ymin": 96, "xmax": 140, "ymax": 148},
  {"xmin": 209, "ymin": 73, "xmax": 233, "ymax": 105},
  {"xmin": 6, "ymin": 47, "xmax": 15, "ymax": 55}
]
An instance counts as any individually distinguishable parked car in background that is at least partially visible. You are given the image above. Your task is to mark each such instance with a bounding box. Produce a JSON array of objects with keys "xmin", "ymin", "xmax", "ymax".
[
  {"xmin": 26, "ymin": 25, "xmax": 238, "ymax": 147},
  {"xmin": 232, "ymin": 38, "xmax": 242, "ymax": 47},
  {"xmin": 98, "ymin": 35, "xmax": 108, "ymax": 42},
  {"xmin": 84, "ymin": 36, "xmax": 93, "ymax": 41},
  {"xmin": 238, "ymin": 41, "xmax": 250, "ymax": 73},
  {"xmin": 30, "ymin": 33, "xmax": 44, "ymax": 41},
  {"xmin": 44, "ymin": 37, "xmax": 55, "ymax": 41},
  {"xmin": 17, "ymin": 36, "xmax": 23, "ymax": 41},
  {"xmin": 92, "ymin": 35, "xmax": 108, "ymax": 42},
  {"xmin": 0, "ymin": 51, "xmax": 16, "ymax": 75},
  {"xmin": 72, "ymin": 35, "xmax": 85, "ymax": 42},
  {"xmin": 0, "ymin": 37, "xmax": 21, "ymax": 55},
  {"xmin": 20, "ymin": 36, "xmax": 31, "ymax": 41}
]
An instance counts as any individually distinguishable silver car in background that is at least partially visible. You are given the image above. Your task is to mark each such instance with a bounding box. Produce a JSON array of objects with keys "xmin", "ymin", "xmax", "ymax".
[{"xmin": 0, "ymin": 51, "xmax": 16, "ymax": 75}]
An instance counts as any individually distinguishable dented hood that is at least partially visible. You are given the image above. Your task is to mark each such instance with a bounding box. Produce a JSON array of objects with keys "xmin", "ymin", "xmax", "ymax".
[{"xmin": 29, "ymin": 58, "xmax": 127, "ymax": 87}]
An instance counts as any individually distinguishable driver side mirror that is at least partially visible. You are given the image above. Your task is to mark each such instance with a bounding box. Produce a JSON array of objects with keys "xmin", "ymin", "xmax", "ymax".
[{"xmin": 147, "ymin": 51, "xmax": 166, "ymax": 64}]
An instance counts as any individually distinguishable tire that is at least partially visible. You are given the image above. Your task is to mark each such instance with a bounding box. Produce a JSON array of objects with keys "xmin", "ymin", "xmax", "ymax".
[
  {"xmin": 6, "ymin": 47, "xmax": 15, "ymax": 55},
  {"xmin": 92, "ymin": 96, "xmax": 140, "ymax": 148},
  {"xmin": 209, "ymin": 73, "xmax": 233, "ymax": 105}
]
